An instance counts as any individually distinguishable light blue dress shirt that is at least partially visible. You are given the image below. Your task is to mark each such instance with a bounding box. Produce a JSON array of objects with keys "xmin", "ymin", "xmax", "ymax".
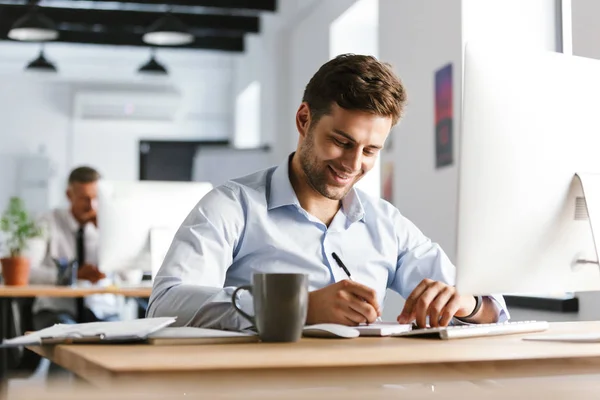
[{"xmin": 148, "ymin": 155, "xmax": 509, "ymax": 330}]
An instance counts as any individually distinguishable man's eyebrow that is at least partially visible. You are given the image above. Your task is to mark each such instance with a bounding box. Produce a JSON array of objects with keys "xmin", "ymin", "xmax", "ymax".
[
  {"xmin": 332, "ymin": 129, "xmax": 383, "ymax": 150},
  {"xmin": 332, "ymin": 129, "xmax": 356, "ymax": 143}
]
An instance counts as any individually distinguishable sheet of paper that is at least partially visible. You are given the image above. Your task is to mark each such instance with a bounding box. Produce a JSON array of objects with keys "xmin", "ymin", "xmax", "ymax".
[
  {"xmin": 148, "ymin": 327, "xmax": 256, "ymax": 339},
  {"xmin": 355, "ymin": 322, "xmax": 413, "ymax": 336},
  {"xmin": 0, "ymin": 334, "xmax": 44, "ymax": 347},
  {"xmin": 523, "ymin": 333, "xmax": 600, "ymax": 343}
]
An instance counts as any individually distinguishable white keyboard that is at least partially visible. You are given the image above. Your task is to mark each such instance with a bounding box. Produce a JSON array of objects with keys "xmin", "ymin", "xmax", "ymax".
[{"xmin": 393, "ymin": 320, "xmax": 549, "ymax": 340}]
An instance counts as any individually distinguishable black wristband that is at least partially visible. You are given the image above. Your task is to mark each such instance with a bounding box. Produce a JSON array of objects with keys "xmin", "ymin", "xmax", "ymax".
[{"xmin": 457, "ymin": 295, "xmax": 483, "ymax": 320}]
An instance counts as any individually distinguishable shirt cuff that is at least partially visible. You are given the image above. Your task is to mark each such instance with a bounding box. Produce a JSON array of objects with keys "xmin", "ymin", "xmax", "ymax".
[{"xmin": 490, "ymin": 294, "xmax": 510, "ymax": 322}]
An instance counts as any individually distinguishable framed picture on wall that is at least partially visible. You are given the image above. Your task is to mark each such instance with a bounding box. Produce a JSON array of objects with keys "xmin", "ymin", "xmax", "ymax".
[{"xmin": 434, "ymin": 63, "xmax": 454, "ymax": 169}]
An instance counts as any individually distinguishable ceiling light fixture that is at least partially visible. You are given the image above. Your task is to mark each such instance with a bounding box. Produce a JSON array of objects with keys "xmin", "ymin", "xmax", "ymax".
[
  {"xmin": 138, "ymin": 49, "xmax": 168, "ymax": 75},
  {"xmin": 8, "ymin": 6, "xmax": 58, "ymax": 42},
  {"xmin": 25, "ymin": 47, "xmax": 57, "ymax": 72},
  {"xmin": 142, "ymin": 14, "xmax": 194, "ymax": 46}
]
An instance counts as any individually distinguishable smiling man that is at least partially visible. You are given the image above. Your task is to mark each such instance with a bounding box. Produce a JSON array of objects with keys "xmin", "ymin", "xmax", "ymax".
[{"xmin": 148, "ymin": 54, "xmax": 508, "ymax": 330}]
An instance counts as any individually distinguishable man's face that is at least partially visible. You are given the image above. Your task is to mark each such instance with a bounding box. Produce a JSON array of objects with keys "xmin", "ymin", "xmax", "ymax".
[
  {"xmin": 297, "ymin": 103, "xmax": 392, "ymax": 200},
  {"xmin": 67, "ymin": 181, "xmax": 98, "ymax": 224}
]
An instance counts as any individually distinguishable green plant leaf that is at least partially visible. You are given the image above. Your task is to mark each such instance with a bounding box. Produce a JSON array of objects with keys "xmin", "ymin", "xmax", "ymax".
[{"xmin": 0, "ymin": 196, "xmax": 42, "ymax": 257}]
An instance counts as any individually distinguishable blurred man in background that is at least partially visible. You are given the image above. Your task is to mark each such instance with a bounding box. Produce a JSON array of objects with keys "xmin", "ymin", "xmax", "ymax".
[{"xmin": 30, "ymin": 166, "xmax": 119, "ymax": 331}]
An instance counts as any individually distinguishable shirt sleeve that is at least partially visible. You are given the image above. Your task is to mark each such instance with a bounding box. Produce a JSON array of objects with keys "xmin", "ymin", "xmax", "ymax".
[
  {"xmin": 146, "ymin": 184, "xmax": 254, "ymax": 331},
  {"xmin": 389, "ymin": 212, "xmax": 510, "ymax": 322},
  {"xmin": 26, "ymin": 214, "xmax": 58, "ymax": 285}
]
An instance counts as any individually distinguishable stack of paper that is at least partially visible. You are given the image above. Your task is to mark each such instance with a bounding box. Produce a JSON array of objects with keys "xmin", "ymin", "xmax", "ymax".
[
  {"xmin": 0, "ymin": 317, "xmax": 176, "ymax": 347},
  {"xmin": 146, "ymin": 327, "xmax": 258, "ymax": 345}
]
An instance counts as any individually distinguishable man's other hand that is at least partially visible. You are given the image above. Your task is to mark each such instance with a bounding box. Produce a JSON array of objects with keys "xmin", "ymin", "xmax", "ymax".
[
  {"xmin": 397, "ymin": 278, "xmax": 476, "ymax": 328},
  {"xmin": 77, "ymin": 264, "xmax": 106, "ymax": 284}
]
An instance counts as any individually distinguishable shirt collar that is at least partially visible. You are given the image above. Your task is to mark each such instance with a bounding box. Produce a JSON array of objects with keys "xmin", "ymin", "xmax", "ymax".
[
  {"xmin": 267, "ymin": 153, "xmax": 301, "ymax": 210},
  {"xmin": 341, "ymin": 187, "xmax": 366, "ymax": 224},
  {"xmin": 267, "ymin": 153, "xmax": 366, "ymax": 223},
  {"xmin": 65, "ymin": 209, "xmax": 93, "ymax": 233}
]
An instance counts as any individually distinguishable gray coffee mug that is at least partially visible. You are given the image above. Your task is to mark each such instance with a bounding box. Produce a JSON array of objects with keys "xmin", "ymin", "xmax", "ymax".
[{"xmin": 232, "ymin": 273, "xmax": 308, "ymax": 342}]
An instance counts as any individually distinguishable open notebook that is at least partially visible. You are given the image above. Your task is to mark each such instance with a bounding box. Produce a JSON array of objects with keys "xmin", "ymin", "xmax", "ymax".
[{"xmin": 303, "ymin": 322, "xmax": 412, "ymax": 338}]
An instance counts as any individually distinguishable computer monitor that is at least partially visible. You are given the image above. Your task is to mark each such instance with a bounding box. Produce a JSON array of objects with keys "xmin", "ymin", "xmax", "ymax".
[
  {"xmin": 97, "ymin": 180, "xmax": 213, "ymax": 277},
  {"xmin": 455, "ymin": 43, "xmax": 600, "ymax": 296}
]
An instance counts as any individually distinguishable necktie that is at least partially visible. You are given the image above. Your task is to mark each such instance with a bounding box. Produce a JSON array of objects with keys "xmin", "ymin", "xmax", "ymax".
[
  {"xmin": 76, "ymin": 226, "xmax": 85, "ymax": 268},
  {"xmin": 75, "ymin": 226, "xmax": 85, "ymax": 322}
]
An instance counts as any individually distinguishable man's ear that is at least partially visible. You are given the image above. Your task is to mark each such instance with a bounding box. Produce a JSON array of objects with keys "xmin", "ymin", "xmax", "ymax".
[{"xmin": 296, "ymin": 102, "xmax": 312, "ymax": 139}]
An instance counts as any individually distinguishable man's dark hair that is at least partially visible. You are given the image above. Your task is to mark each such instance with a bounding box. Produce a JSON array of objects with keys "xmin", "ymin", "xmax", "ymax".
[
  {"xmin": 68, "ymin": 166, "xmax": 101, "ymax": 185},
  {"xmin": 302, "ymin": 53, "xmax": 407, "ymax": 127}
]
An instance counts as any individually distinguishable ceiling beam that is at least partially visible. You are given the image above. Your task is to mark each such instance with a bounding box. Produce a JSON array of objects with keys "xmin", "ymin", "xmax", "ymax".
[
  {"xmin": 0, "ymin": 29, "xmax": 245, "ymax": 51},
  {"xmin": 0, "ymin": 4, "xmax": 260, "ymax": 34},
  {"xmin": 53, "ymin": 0, "xmax": 277, "ymax": 12}
]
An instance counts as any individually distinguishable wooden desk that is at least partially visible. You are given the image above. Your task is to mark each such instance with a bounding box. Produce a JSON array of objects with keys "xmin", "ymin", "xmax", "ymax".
[
  {"xmin": 28, "ymin": 321, "xmax": 600, "ymax": 394},
  {"xmin": 0, "ymin": 284, "xmax": 152, "ymax": 298},
  {"xmin": 0, "ymin": 284, "xmax": 152, "ymax": 391}
]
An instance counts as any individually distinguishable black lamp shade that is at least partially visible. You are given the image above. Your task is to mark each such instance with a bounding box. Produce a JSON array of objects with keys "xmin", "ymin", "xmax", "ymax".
[
  {"xmin": 9, "ymin": 10, "xmax": 58, "ymax": 41},
  {"xmin": 142, "ymin": 14, "xmax": 194, "ymax": 46}
]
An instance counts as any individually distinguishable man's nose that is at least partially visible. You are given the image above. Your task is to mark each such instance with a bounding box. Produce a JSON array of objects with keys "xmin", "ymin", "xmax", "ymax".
[{"xmin": 341, "ymin": 148, "xmax": 362, "ymax": 173}]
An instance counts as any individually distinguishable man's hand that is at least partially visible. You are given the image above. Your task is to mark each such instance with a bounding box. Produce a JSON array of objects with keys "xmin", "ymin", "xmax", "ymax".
[
  {"xmin": 397, "ymin": 279, "xmax": 476, "ymax": 328},
  {"xmin": 77, "ymin": 264, "xmax": 106, "ymax": 284},
  {"xmin": 306, "ymin": 280, "xmax": 381, "ymax": 326}
]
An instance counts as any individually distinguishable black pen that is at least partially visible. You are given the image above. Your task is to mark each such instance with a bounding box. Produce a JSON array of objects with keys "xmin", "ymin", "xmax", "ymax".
[
  {"xmin": 331, "ymin": 252, "xmax": 382, "ymax": 322},
  {"xmin": 331, "ymin": 252, "xmax": 352, "ymax": 280}
]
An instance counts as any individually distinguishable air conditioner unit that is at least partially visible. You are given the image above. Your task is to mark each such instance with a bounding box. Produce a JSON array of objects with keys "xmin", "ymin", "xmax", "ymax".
[{"xmin": 73, "ymin": 90, "xmax": 182, "ymax": 121}]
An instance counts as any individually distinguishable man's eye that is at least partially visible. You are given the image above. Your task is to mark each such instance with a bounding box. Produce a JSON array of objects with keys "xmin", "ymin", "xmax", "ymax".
[{"xmin": 334, "ymin": 139, "xmax": 349, "ymax": 147}]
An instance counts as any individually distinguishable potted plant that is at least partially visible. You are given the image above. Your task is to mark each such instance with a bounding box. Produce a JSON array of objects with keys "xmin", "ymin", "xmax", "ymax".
[{"xmin": 0, "ymin": 197, "xmax": 42, "ymax": 286}]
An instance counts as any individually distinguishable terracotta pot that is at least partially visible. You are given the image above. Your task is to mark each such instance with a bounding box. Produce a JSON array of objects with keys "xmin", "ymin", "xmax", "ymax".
[{"xmin": 1, "ymin": 256, "xmax": 30, "ymax": 286}]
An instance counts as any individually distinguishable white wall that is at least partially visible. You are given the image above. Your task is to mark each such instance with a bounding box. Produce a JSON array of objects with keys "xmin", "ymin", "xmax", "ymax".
[
  {"xmin": 0, "ymin": 78, "xmax": 71, "ymax": 212},
  {"xmin": 330, "ymin": 0, "xmax": 378, "ymax": 58},
  {"xmin": 571, "ymin": 0, "xmax": 600, "ymax": 59},
  {"xmin": 462, "ymin": 0, "xmax": 559, "ymax": 52},
  {"xmin": 0, "ymin": 42, "xmax": 234, "ymax": 211},
  {"xmin": 233, "ymin": 0, "xmax": 320, "ymax": 167},
  {"xmin": 379, "ymin": 0, "xmax": 463, "ymax": 261},
  {"xmin": 233, "ymin": 81, "xmax": 261, "ymax": 149}
]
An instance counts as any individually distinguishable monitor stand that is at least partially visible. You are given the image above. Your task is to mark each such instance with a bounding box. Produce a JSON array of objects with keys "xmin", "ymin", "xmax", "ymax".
[
  {"xmin": 573, "ymin": 173, "xmax": 600, "ymax": 269},
  {"xmin": 503, "ymin": 173, "xmax": 600, "ymax": 312}
]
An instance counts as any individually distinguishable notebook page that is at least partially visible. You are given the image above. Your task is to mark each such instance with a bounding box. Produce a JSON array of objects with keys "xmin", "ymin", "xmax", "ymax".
[{"xmin": 355, "ymin": 322, "xmax": 413, "ymax": 336}]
